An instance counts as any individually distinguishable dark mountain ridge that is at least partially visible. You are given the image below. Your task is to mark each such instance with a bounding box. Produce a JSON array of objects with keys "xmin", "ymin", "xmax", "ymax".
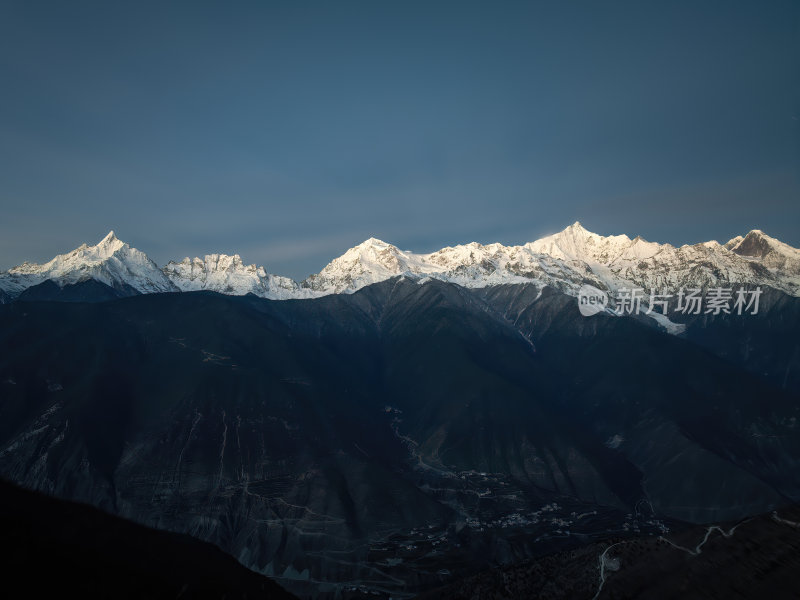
[
  {"xmin": 0, "ymin": 277, "xmax": 798, "ymax": 597},
  {"xmin": 0, "ymin": 477, "xmax": 296, "ymax": 599}
]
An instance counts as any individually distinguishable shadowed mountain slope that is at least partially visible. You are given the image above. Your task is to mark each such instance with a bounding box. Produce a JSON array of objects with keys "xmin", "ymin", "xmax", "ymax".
[
  {"xmin": 420, "ymin": 504, "xmax": 800, "ymax": 600},
  {"xmin": 0, "ymin": 278, "xmax": 798, "ymax": 597},
  {"xmin": 0, "ymin": 477, "xmax": 296, "ymax": 599}
]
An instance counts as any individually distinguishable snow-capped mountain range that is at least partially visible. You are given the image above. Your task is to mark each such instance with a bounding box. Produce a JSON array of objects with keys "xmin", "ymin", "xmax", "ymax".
[
  {"xmin": 162, "ymin": 254, "xmax": 300, "ymax": 300},
  {"xmin": 0, "ymin": 231, "xmax": 176, "ymax": 297},
  {"xmin": 1, "ymin": 223, "xmax": 799, "ymax": 303}
]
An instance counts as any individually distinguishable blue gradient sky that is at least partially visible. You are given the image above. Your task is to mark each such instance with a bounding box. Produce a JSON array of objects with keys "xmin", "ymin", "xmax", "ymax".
[{"xmin": 1, "ymin": 1, "xmax": 798, "ymax": 279}]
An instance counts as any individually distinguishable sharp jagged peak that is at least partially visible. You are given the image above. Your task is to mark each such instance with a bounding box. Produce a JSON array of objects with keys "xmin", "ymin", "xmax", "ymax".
[
  {"xmin": 730, "ymin": 228, "xmax": 799, "ymax": 260},
  {"xmin": 161, "ymin": 251, "xmax": 299, "ymax": 297},
  {"xmin": 331, "ymin": 237, "xmax": 405, "ymax": 266},
  {"xmin": 724, "ymin": 235, "xmax": 744, "ymax": 250},
  {"xmin": 568, "ymin": 220, "xmax": 586, "ymax": 231},
  {"xmin": 730, "ymin": 229, "xmax": 780, "ymax": 243},
  {"xmin": 328, "ymin": 237, "xmax": 406, "ymax": 265},
  {"xmin": 3, "ymin": 222, "xmax": 800, "ymax": 301},
  {"xmin": 0, "ymin": 228, "xmax": 174, "ymax": 295},
  {"xmin": 526, "ymin": 221, "xmax": 633, "ymax": 263},
  {"xmin": 93, "ymin": 230, "xmax": 126, "ymax": 258},
  {"xmin": 354, "ymin": 237, "xmax": 396, "ymax": 250},
  {"xmin": 170, "ymin": 252, "xmax": 245, "ymax": 264},
  {"xmin": 544, "ymin": 220, "xmax": 597, "ymax": 242},
  {"xmin": 99, "ymin": 230, "xmax": 119, "ymax": 245},
  {"xmin": 740, "ymin": 229, "xmax": 793, "ymax": 249},
  {"xmin": 541, "ymin": 220, "xmax": 632, "ymax": 243},
  {"xmin": 563, "ymin": 220, "xmax": 608, "ymax": 236},
  {"xmin": 201, "ymin": 253, "xmax": 245, "ymax": 264}
]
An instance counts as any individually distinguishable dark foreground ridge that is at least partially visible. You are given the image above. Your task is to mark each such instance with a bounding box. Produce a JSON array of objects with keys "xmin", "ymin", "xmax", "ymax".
[
  {"xmin": 420, "ymin": 504, "xmax": 800, "ymax": 599},
  {"xmin": 0, "ymin": 478, "xmax": 296, "ymax": 599},
  {"xmin": 0, "ymin": 278, "xmax": 798, "ymax": 597}
]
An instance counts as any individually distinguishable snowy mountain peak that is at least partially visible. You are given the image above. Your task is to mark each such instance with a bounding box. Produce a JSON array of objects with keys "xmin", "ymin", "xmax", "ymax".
[
  {"xmin": 94, "ymin": 230, "xmax": 126, "ymax": 258},
  {"xmin": 345, "ymin": 238, "xmax": 407, "ymax": 263},
  {"xmin": 731, "ymin": 230, "xmax": 778, "ymax": 258},
  {"xmin": 357, "ymin": 237, "xmax": 393, "ymax": 248},
  {"xmin": 100, "ymin": 230, "xmax": 118, "ymax": 245},
  {"xmin": 728, "ymin": 229, "xmax": 800, "ymax": 275},
  {"xmin": 568, "ymin": 220, "xmax": 586, "ymax": 231},
  {"xmin": 167, "ymin": 253, "xmax": 256, "ymax": 274},
  {"xmin": 526, "ymin": 222, "xmax": 632, "ymax": 264},
  {"xmin": 162, "ymin": 253, "xmax": 300, "ymax": 299},
  {"xmin": 724, "ymin": 235, "xmax": 744, "ymax": 250},
  {"xmin": 301, "ymin": 237, "xmax": 415, "ymax": 294},
  {"xmin": 297, "ymin": 223, "xmax": 800, "ymax": 299},
  {"xmin": 2, "ymin": 223, "xmax": 799, "ymax": 304},
  {"xmin": 0, "ymin": 231, "xmax": 176, "ymax": 297}
]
